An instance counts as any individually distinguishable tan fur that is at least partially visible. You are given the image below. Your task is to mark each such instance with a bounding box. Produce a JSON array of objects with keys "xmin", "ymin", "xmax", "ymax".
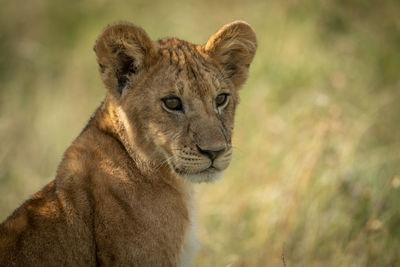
[{"xmin": 0, "ymin": 21, "xmax": 257, "ymax": 266}]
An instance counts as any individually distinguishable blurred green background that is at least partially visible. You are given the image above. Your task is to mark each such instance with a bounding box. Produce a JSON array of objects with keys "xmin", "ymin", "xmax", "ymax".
[{"xmin": 1, "ymin": 0, "xmax": 399, "ymax": 266}]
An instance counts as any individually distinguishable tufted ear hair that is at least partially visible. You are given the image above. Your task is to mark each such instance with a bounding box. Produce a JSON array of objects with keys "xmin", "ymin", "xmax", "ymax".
[
  {"xmin": 94, "ymin": 22, "xmax": 157, "ymax": 95},
  {"xmin": 204, "ymin": 21, "xmax": 257, "ymax": 89}
]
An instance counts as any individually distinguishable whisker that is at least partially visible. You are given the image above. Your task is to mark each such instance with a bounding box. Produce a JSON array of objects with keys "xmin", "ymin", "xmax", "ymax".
[{"xmin": 153, "ymin": 155, "xmax": 174, "ymax": 172}]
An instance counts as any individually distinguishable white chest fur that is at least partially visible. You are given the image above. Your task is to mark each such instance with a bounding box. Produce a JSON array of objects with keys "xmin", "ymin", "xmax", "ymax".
[{"xmin": 178, "ymin": 196, "xmax": 200, "ymax": 267}]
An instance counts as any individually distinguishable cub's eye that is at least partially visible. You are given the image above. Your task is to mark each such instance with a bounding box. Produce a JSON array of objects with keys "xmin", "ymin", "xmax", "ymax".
[
  {"xmin": 162, "ymin": 97, "xmax": 183, "ymax": 111},
  {"xmin": 215, "ymin": 93, "xmax": 229, "ymax": 107}
]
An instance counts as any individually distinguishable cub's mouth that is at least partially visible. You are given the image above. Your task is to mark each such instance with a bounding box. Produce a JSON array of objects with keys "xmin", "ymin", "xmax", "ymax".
[
  {"xmin": 166, "ymin": 146, "xmax": 233, "ymax": 183},
  {"xmin": 172, "ymin": 164, "xmax": 224, "ymax": 183},
  {"xmin": 182, "ymin": 167, "xmax": 223, "ymax": 183}
]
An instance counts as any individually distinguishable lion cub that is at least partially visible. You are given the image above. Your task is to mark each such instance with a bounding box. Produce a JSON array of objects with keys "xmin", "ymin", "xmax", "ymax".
[{"xmin": 0, "ymin": 21, "xmax": 257, "ymax": 266}]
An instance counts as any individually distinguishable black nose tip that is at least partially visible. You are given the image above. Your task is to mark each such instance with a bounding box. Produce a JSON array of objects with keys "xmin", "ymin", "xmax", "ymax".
[{"xmin": 196, "ymin": 145, "xmax": 225, "ymax": 161}]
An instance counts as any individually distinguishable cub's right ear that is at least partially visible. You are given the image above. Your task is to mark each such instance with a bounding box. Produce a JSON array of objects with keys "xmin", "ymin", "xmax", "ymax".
[
  {"xmin": 204, "ymin": 21, "xmax": 257, "ymax": 89},
  {"xmin": 94, "ymin": 22, "xmax": 157, "ymax": 95}
]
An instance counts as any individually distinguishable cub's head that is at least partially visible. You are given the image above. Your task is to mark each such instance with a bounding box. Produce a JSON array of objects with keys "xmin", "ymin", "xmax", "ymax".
[{"xmin": 95, "ymin": 21, "xmax": 257, "ymax": 183}]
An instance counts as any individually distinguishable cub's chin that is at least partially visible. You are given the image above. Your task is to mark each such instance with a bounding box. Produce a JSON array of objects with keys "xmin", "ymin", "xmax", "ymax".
[{"xmin": 181, "ymin": 168, "xmax": 224, "ymax": 183}]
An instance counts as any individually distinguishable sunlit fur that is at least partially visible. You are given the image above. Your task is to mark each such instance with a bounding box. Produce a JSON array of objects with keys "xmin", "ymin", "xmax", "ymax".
[{"xmin": 0, "ymin": 21, "xmax": 257, "ymax": 266}]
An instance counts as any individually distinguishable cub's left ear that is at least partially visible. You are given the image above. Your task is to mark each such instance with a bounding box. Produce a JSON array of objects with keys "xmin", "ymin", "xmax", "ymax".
[
  {"xmin": 94, "ymin": 22, "xmax": 157, "ymax": 95},
  {"xmin": 204, "ymin": 21, "xmax": 257, "ymax": 89}
]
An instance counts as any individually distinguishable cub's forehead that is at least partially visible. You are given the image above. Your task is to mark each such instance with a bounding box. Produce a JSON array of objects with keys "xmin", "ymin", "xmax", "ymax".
[{"xmin": 156, "ymin": 38, "xmax": 228, "ymax": 96}]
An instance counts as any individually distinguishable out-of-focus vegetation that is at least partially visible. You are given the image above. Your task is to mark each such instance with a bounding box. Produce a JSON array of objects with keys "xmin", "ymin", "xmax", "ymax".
[{"xmin": 1, "ymin": 0, "xmax": 399, "ymax": 265}]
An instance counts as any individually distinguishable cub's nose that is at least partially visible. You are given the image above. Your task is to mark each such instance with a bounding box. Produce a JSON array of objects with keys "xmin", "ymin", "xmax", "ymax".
[{"xmin": 196, "ymin": 145, "xmax": 226, "ymax": 161}]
